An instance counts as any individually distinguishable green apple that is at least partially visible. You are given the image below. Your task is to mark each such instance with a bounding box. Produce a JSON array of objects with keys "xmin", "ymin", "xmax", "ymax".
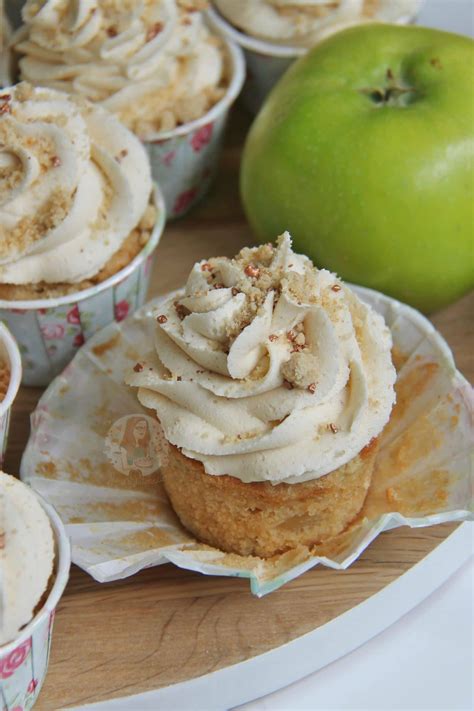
[{"xmin": 241, "ymin": 23, "xmax": 474, "ymax": 313}]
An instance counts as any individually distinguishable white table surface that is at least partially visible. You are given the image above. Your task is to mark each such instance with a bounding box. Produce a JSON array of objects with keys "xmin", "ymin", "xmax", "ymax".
[
  {"xmin": 242, "ymin": 4, "xmax": 474, "ymax": 710},
  {"xmin": 67, "ymin": 2, "xmax": 474, "ymax": 710}
]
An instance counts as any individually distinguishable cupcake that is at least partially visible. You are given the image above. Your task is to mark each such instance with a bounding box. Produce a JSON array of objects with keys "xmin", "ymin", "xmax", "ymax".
[
  {"xmin": 0, "ymin": 82, "xmax": 164, "ymax": 385},
  {"xmin": 208, "ymin": 0, "xmax": 422, "ymax": 112},
  {"xmin": 127, "ymin": 233, "xmax": 396, "ymax": 557},
  {"xmin": 0, "ymin": 472, "xmax": 55, "ymax": 646},
  {"xmin": 12, "ymin": 0, "xmax": 245, "ymax": 217},
  {"xmin": 0, "ymin": 472, "xmax": 70, "ymax": 709}
]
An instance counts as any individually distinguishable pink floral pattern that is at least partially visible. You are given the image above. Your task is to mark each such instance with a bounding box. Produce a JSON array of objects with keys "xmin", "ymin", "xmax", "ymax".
[
  {"xmin": 173, "ymin": 187, "xmax": 198, "ymax": 216},
  {"xmin": 40, "ymin": 323, "xmax": 65, "ymax": 340},
  {"xmin": 191, "ymin": 123, "xmax": 213, "ymax": 152},
  {"xmin": 114, "ymin": 299, "xmax": 130, "ymax": 322},
  {"xmin": 67, "ymin": 305, "xmax": 81, "ymax": 325},
  {"xmin": 73, "ymin": 332, "xmax": 85, "ymax": 348},
  {"xmin": 27, "ymin": 679, "xmax": 38, "ymax": 694},
  {"xmin": 162, "ymin": 150, "xmax": 176, "ymax": 166},
  {"xmin": 0, "ymin": 639, "xmax": 32, "ymax": 679}
]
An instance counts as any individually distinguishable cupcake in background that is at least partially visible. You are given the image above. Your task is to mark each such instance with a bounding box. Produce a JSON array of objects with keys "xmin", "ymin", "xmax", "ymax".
[
  {"xmin": 208, "ymin": 0, "xmax": 422, "ymax": 112},
  {"xmin": 13, "ymin": 0, "xmax": 245, "ymax": 217},
  {"xmin": 127, "ymin": 233, "xmax": 397, "ymax": 558},
  {"xmin": 0, "ymin": 83, "xmax": 165, "ymax": 385}
]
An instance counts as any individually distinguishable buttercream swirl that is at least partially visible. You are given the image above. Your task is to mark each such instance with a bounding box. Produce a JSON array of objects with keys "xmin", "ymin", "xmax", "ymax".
[
  {"xmin": 0, "ymin": 83, "xmax": 152, "ymax": 285},
  {"xmin": 127, "ymin": 233, "xmax": 396, "ymax": 484},
  {"xmin": 14, "ymin": 0, "xmax": 226, "ymax": 137},
  {"xmin": 213, "ymin": 0, "xmax": 422, "ymax": 46}
]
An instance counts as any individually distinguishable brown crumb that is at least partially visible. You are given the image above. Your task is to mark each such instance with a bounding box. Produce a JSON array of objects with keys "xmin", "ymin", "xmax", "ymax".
[
  {"xmin": 157, "ymin": 315, "xmax": 168, "ymax": 324},
  {"xmin": 332, "ymin": 284, "xmax": 341, "ymax": 292},
  {"xmin": 268, "ymin": 334, "xmax": 278, "ymax": 342},
  {"xmin": 146, "ymin": 22, "xmax": 164, "ymax": 42},
  {"xmin": 107, "ymin": 26, "xmax": 118, "ymax": 37},
  {"xmin": 133, "ymin": 362, "xmax": 144, "ymax": 372},
  {"xmin": 115, "ymin": 148, "xmax": 128, "ymax": 162},
  {"xmin": 51, "ymin": 156, "xmax": 61, "ymax": 167},
  {"xmin": 307, "ymin": 383, "xmax": 316, "ymax": 394},
  {"xmin": 175, "ymin": 302, "xmax": 190, "ymax": 320},
  {"xmin": 328, "ymin": 423, "xmax": 339, "ymax": 434},
  {"xmin": 244, "ymin": 264, "xmax": 260, "ymax": 278}
]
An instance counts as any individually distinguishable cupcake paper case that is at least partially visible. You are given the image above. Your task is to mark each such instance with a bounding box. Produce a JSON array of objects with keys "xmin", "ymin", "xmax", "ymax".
[
  {"xmin": 19, "ymin": 286, "xmax": 473, "ymax": 596},
  {"xmin": 142, "ymin": 35, "xmax": 245, "ymax": 219},
  {"xmin": 0, "ymin": 182, "xmax": 165, "ymax": 387},
  {"xmin": 207, "ymin": 1, "xmax": 423, "ymax": 113}
]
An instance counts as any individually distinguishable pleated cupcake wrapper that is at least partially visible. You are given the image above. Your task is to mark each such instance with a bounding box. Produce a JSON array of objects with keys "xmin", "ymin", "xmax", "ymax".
[
  {"xmin": 0, "ymin": 496, "xmax": 70, "ymax": 711},
  {"xmin": 0, "ymin": 185, "xmax": 166, "ymax": 387},
  {"xmin": 19, "ymin": 286, "xmax": 473, "ymax": 596},
  {"xmin": 142, "ymin": 36, "xmax": 245, "ymax": 219},
  {"xmin": 206, "ymin": 5, "xmax": 422, "ymax": 114}
]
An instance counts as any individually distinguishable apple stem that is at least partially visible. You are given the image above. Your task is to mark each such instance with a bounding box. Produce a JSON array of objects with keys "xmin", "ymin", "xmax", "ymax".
[{"xmin": 361, "ymin": 68, "xmax": 416, "ymax": 107}]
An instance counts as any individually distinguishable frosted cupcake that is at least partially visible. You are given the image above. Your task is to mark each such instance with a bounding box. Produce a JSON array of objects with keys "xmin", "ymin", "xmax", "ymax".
[
  {"xmin": 0, "ymin": 471, "xmax": 70, "ymax": 710},
  {"xmin": 14, "ymin": 0, "xmax": 227, "ymax": 136},
  {"xmin": 0, "ymin": 83, "xmax": 165, "ymax": 385},
  {"xmin": 12, "ymin": 1, "xmax": 245, "ymax": 218},
  {"xmin": 0, "ymin": 82, "xmax": 158, "ymax": 298},
  {"xmin": 0, "ymin": 472, "xmax": 55, "ymax": 646},
  {"xmin": 127, "ymin": 233, "xmax": 396, "ymax": 557},
  {"xmin": 208, "ymin": 0, "xmax": 422, "ymax": 112}
]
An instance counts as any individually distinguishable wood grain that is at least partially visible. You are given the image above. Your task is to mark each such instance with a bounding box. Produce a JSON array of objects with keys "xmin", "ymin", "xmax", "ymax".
[{"xmin": 5, "ymin": 108, "xmax": 472, "ymax": 710}]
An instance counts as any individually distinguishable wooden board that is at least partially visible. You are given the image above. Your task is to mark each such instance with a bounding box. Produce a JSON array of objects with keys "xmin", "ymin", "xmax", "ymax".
[{"xmin": 5, "ymin": 108, "xmax": 473, "ymax": 710}]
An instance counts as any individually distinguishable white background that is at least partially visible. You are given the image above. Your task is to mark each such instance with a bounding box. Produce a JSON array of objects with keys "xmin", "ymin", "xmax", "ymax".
[{"xmin": 241, "ymin": 2, "xmax": 474, "ymax": 710}]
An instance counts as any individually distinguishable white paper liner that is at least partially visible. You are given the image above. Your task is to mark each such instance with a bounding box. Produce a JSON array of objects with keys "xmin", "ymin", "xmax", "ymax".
[{"xmin": 20, "ymin": 287, "xmax": 473, "ymax": 596}]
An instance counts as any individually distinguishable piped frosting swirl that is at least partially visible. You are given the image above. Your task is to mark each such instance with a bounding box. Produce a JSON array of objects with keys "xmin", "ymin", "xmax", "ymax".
[
  {"xmin": 0, "ymin": 83, "xmax": 152, "ymax": 285},
  {"xmin": 14, "ymin": 0, "xmax": 226, "ymax": 137},
  {"xmin": 128, "ymin": 233, "xmax": 396, "ymax": 484}
]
